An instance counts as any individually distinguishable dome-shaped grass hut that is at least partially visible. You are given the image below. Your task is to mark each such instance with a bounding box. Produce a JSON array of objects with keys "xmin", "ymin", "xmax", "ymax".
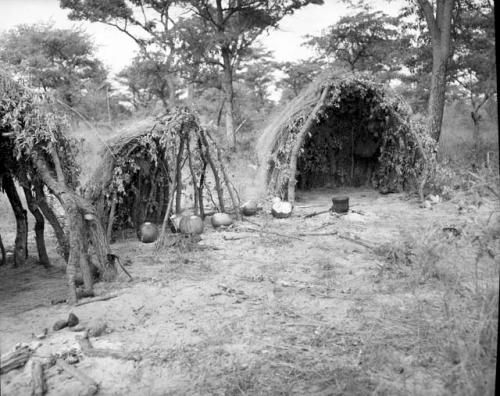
[
  {"xmin": 257, "ymin": 73, "xmax": 435, "ymax": 202},
  {"xmin": 85, "ymin": 107, "xmax": 240, "ymax": 240}
]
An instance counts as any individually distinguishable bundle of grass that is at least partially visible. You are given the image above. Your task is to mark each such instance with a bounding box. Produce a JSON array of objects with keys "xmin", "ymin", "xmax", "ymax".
[
  {"xmin": 0, "ymin": 71, "xmax": 116, "ymax": 303},
  {"xmin": 85, "ymin": 107, "xmax": 240, "ymax": 245},
  {"xmin": 257, "ymin": 72, "xmax": 436, "ymax": 202}
]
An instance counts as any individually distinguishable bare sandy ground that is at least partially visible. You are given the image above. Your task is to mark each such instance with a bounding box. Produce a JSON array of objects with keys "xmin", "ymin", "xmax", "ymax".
[{"xmin": 1, "ymin": 188, "xmax": 497, "ymax": 395}]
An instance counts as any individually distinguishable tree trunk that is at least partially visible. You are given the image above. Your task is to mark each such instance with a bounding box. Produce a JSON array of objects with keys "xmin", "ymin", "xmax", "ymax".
[
  {"xmin": 78, "ymin": 218, "xmax": 94, "ymax": 293},
  {"xmin": 428, "ymin": 46, "xmax": 448, "ymax": 141},
  {"xmin": 175, "ymin": 138, "xmax": 185, "ymax": 214},
  {"xmin": 3, "ymin": 175, "xmax": 28, "ymax": 266},
  {"xmin": 34, "ymin": 183, "xmax": 69, "ymax": 261},
  {"xmin": 23, "ymin": 186, "xmax": 50, "ymax": 267},
  {"xmin": 167, "ymin": 75, "xmax": 176, "ymax": 107},
  {"xmin": 221, "ymin": 47, "xmax": 236, "ymax": 149},
  {"xmin": 0, "ymin": 233, "xmax": 6, "ymax": 266},
  {"xmin": 418, "ymin": 0, "xmax": 454, "ymax": 142},
  {"xmin": 34, "ymin": 158, "xmax": 112, "ymax": 303},
  {"xmin": 471, "ymin": 111, "xmax": 483, "ymax": 165}
]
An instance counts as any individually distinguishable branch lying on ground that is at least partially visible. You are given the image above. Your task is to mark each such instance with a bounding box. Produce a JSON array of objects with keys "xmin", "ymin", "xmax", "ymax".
[
  {"xmin": 238, "ymin": 226, "xmax": 304, "ymax": 241},
  {"xmin": 303, "ymin": 209, "xmax": 331, "ymax": 218},
  {"xmin": 75, "ymin": 293, "xmax": 118, "ymax": 307}
]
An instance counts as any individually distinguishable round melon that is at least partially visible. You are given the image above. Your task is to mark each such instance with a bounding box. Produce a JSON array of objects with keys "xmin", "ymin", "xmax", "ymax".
[
  {"xmin": 241, "ymin": 200, "xmax": 258, "ymax": 216},
  {"xmin": 179, "ymin": 215, "xmax": 204, "ymax": 235},
  {"xmin": 138, "ymin": 222, "xmax": 159, "ymax": 243},
  {"xmin": 271, "ymin": 201, "xmax": 293, "ymax": 219},
  {"xmin": 211, "ymin": 213, "xmax": 233, "ymax": 228}
]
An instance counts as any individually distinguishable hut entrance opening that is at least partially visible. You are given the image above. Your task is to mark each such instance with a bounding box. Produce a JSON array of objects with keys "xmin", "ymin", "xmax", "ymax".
[{"xmin": 296, "ymin": 92, "xmax": 388, "ymax": 190}]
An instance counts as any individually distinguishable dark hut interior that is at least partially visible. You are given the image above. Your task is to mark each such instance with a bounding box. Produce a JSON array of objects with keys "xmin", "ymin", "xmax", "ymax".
[{"xmin": 295, "ymin": 89, "xmax": 389, "ymax": 190}]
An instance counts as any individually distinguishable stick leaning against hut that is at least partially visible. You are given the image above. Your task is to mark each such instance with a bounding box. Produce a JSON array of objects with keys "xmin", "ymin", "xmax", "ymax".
[{"xmin": 0, "ymin": 72, "xmax": 116, "ymax": 303}]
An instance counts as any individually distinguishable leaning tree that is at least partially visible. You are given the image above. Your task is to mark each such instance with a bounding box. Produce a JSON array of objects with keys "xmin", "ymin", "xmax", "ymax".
[{"xmin": 0, "ymin": 72, "xmax": 117, "ymax": 303}]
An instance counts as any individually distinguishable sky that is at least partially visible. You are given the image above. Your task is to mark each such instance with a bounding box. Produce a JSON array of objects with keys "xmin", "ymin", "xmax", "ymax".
[{"xmin": 0, "ymin": 0, "xmax": 403, "ymax": 76}]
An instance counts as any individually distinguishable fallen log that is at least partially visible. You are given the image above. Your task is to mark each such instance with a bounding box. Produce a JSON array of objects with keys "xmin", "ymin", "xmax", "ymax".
[
  {"xmin": 77, "ymin": 332, "xmax": 141, "ymax": 361},
  {"xmin": 31, "ymin": 360, "xmax": 46, "ymax": 396},
  {"xmin": 1, "ymin": 346, "xmax": 31, "ymax": 374},
  {"xmin": 55, "ymin": 359, "xmax": 98, "ymax": 396}
]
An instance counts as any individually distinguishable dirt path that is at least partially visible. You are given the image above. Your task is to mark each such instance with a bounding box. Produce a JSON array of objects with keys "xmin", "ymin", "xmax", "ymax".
[{"xmin": 1, "ymin": 189, "xmax": 497, "ymax": 395}]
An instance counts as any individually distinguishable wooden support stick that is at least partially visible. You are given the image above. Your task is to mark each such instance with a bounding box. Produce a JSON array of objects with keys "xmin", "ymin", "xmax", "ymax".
[
  {"xmin": 75, "ymin": 293, "xmax": 118, "ymax": 307},
  {"xmin": 31, "ymin": 360, "xmax": 46, "ymax": 396},
  {"xmin": 55, "ymin": 359, "xmax": 98, "ymax": 396}
]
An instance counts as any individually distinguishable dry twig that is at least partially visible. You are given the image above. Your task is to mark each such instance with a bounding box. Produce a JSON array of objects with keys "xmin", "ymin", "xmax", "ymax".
[{"xmin": 75, "ymin": 293, "xmax": 118, "ymax": 307}]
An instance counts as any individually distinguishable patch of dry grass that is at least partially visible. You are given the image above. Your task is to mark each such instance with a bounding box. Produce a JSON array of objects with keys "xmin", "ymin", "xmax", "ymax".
[{"xmin": 371, "ymin": 212, "xmax": 499, "ymax": 395}]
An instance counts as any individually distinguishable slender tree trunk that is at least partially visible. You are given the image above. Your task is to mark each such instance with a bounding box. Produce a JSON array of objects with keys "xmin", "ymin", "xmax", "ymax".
[
  {"xmin": 0, "ymin": 233, "xmax": 6, "ymax": 266},
  {"xmin": 3, "ymin": 175, "xmax": 28, "ymax": 266},
  {"xmin": 428, "ymin": 45, "xmax": 448, "ymax": 141},
  {"xmin": 175, "ymin": 138, "xmax": 185, "ymax": 214},
  {"xmin": 167, "ymin": 75, "xmax": 176, "ymax": 107},
  {"xmin": 34, "ymin": 183, "xmax": 69, "ymax": 261},
  {"xmin": 221, "ymin": 47, "xmax": 236, "ymax": 149},
  {"xmin": 471, "ymin": 111, "xmax": 483, "ymax": 164},
  {"xmin": 23, "ymin": 186, "xmax": 50, "ymax": 267},
  {"xmin": 418, "ymin": 0, "xmax": 454, "ymax": 142}
]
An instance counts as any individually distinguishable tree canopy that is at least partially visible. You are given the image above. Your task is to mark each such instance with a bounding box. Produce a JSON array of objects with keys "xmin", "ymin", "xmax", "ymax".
[{"xmin": 305, "ymin": 10, "xmax": 406, "ymax": 78}]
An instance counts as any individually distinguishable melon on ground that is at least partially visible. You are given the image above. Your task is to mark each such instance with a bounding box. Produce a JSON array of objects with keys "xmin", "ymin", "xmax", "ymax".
[
  {"xmin": 211, "ymin": 213, "xmax": 233, "ymax": 227},
  {"xmin": 271, "ymin": 201, "xmax": 293, "ymax": 219}
]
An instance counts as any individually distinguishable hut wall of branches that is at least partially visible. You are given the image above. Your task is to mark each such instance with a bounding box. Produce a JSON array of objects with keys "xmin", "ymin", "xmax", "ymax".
[
  {"xmin": 257, "ymin": 73, "xmax": 436, "ymax": 202},
  {"xmin": 0, "ymin": 72, "xmax": 116, "ymax": 303},
  {"xmin": 85, "ymin": 108, "xmax": 240, "ymax": 239}
]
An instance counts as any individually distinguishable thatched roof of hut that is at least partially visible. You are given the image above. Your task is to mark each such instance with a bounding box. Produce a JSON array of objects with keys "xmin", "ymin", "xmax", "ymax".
[{"xmin": 257, "ymin": 72, "xmax": 435, "ymax": 201}]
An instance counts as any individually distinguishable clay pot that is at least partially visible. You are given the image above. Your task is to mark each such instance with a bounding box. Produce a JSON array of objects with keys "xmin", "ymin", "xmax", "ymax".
[{"xmin": 332, "ymin": 197, "xmax": 349, "ymax": 213}]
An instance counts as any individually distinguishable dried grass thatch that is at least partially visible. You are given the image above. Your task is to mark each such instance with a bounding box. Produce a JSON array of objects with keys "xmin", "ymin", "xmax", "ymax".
[
  {"xmin": 85, "ymin": 107, "xmax": 240, "ymax": 240},
  {"xmin": 257, "ymin": 72, "xmax": 436, "ymax": 202}
]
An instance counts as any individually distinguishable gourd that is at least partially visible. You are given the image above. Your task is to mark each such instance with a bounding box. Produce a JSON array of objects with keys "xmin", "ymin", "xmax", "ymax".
[
  {"xmin": 271, "ymin": 201, "xmax": 293, "ymax": 219},
  {"xmin": 241, "ymin": 200, "xmax": 258, "ymax": 216},
  {"xmin": 211, "ymin": 213, "xmax": 233, "ymax": 227},
  {"xmin": 138, "ymin": 222, "xmax": 159, "ymax": 243},
  {"xmin": 179, "ymin": 215, "xmax": 204, "ymax": 235}
]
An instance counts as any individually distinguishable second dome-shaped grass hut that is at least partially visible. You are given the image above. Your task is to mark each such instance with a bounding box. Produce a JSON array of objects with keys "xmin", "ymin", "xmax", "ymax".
[{"xmin": 257, "ymin": 73, "xmax": 436, "ymax": 202}]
